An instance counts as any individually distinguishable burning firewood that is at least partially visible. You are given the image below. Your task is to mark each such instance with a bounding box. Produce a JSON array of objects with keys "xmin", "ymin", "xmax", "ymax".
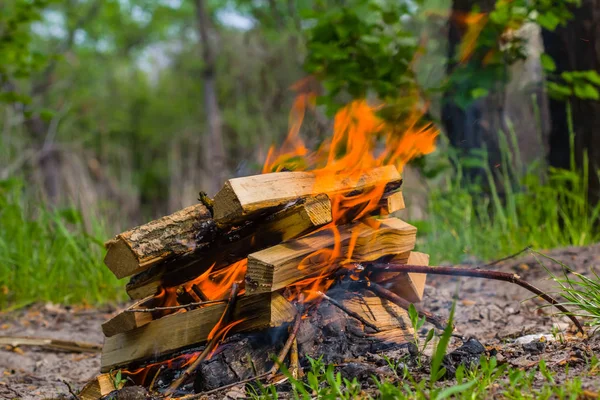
[
  {"xmin": 90, "ymin": 166, "xmax": 432, "ymax": 399},
  {"xmin": 104, "ymin": 203, "xmax": 212, "ymax": 279},
  {"xmin": 245, "ymin": 217, "xmax": 417, "ymax": 294},
  {"xmin": 124, "ymin": 194, "xmax": 333, "ymax": 300},
  {"xmin": 101, "ymin": 292, "xmax": 296, "ymax": 372},
  {"xmin": 212, "ymin": 165, "xmax": 401, "ymax": 224}
]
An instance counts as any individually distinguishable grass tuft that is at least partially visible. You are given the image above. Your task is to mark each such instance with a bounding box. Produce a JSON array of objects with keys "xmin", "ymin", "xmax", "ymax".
[{"xmin": 0, "ymin": 178, "xmax": 125, "ymax": 309}]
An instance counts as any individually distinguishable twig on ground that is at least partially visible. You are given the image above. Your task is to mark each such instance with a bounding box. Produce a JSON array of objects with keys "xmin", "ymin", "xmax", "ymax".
[
  {"xmin": 0, "ymin": 336, "xmax": 101, "ymax": 353},
  {"xmin": 165, "ymin": 283, "xmax": 240, "ymax": 395},
  {"xmin": 317, "ymin": 291, "xmax": 381, "ymax": 332},
  {"xmin": 365, "ymin": 262, "xmax": 584, "ymax": 333},
  {"xmin": 269, "ymin": 312, "xmax": 302, "ymax": 377},
  {"xmin": 124, "ymin": 299, "xmax": 226, "ymax": 313},
  {"xmin": 364, "ymin": 281, "xmax": 448, "ymax": 330},
  {"xmin": 62, "ymin": 380, "xmax": 80, "ymax": 400}
]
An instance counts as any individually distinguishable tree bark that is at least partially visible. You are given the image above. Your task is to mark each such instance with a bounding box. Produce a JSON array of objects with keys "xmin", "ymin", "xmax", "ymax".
[
  {"xmin": 542, "ymin": 0, "xmax": 600, "ymax": 203},
  {"xmin": 194, "ymin": 0, "xmax": 228, "ymax": 196}
]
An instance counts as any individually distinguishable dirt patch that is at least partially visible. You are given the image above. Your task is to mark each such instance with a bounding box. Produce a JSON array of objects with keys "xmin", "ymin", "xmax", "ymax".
[{"xmin": 1, "ymin": 244, "xmax": 600, "ymax": 399}]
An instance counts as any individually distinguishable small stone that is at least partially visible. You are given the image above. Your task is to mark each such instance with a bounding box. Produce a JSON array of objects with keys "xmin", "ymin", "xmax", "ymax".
[
  {"xmin": 522, "ymin": 340, "xmax": 546, "ymax": 354},
  {"xmin": 514, "ymin": 334, "xmax": 555, "ymax": 345}
]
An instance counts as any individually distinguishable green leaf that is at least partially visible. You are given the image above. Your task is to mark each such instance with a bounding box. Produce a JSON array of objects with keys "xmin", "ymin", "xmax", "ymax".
[
  {"xmin": 574, "ymin": 83, "xmax": 599, "ymax": 100},
  {"xmin": 537, "ymin": 12, "xmax": 561, "ymax": 30},
  {"xmin": 581, "ymin": 70, "xmax": 600, "ymax": 85},
  {"xmin": 437, "ymin": 380, "xmax": 478, "ymax": 399},
  {"xmin": 471, "ymin": 87, "xmax": 489, "ymax": 100},
  {"xmin": 540, "ymin": 53, "xmax": 556, "ymax": 72}
]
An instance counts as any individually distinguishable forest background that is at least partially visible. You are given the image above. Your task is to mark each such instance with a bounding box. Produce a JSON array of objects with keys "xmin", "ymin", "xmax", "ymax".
[{"xmin": 1, "ymin": 0, "xmax": 600, "ymax": 306}]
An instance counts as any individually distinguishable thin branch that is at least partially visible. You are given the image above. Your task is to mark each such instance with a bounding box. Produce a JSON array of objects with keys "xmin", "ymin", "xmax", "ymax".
[
  {"xmin": 317, "ymin": 291, "xmax": 381, "ymax": 332},
  {"xmin": 364, "ymin": 281, "xmax": 448, "ymax": 330},
  {"xmin": 487, "ymin": 245, "xmax": 532, "ymax": 266},
  {"xmin": 62, "ymin": 380, "xmax": 80, "ymax": 400},
  {"xmin": 269, "ymin": 313, "xmax": 302, "ymax": 376},
  {"xmin": 124, "ymin": 299, "xmax": 226, "ymax": 313},
  {"xmin": 165, "ymin": 283, "xmax": 240, "ymax": 395},
  {"xmin": 365, "ymin": 262, "xmax": 584, "ymax": 333}
]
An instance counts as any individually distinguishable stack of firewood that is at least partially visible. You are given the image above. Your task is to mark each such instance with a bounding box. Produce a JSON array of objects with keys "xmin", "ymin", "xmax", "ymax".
[{"xmin": 82, "ymin": 165, "xmax": 430, "ymax": 399}]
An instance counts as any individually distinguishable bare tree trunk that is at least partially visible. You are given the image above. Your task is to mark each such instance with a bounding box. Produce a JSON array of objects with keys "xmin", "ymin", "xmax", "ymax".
[{"xmin": 194, "ymin": 0, "xmax": 227, "ymax": 196}]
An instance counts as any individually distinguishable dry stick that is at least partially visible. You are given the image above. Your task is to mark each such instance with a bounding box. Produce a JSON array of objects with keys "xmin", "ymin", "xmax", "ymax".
[
  {"xmin": 165, "ymin": 283, "xmax": 240, "ymax": 396},
  {"xmin": 62, "ymin": 380, "xmax": 80, "ymax": 400},
  {"xmin": 487, "ymin": 245, "xmax": 532, "ymax": 266},
  {"xmin": 366, "ymin": 262, "xmax": 584, "ymax": 333},
  {"xmin": 149, "ymin": 365, "xmax": 165, "ymax": 394},
  {"xmin": 124, "ymin": 299, "xmax": 226, "ymax": 313},
  {"xmin": 290, "ymin": 337, "xmax": 300, "ymax": 378},
  {"xmin": 269, "ymin": 312, "xmax": 303, "ymax": 377},
  {"xmin": 316, "ymin": 291, "xmax": 381, "ymax": 332},
  {"xmin": 365, "ymin": 281, "xmax": 448, "ymax": 330}
]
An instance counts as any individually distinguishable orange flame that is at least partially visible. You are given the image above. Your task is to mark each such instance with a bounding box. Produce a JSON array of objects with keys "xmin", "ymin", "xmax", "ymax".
[{"xmin": 264, "ymin": 82, "xmax": 439, "ymax": 301}]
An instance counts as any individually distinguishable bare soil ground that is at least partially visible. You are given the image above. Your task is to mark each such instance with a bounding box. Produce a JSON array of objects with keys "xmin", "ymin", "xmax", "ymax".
[{"xmin": 1, "ymin": 244, "xmax": 600, "ymax": 399}]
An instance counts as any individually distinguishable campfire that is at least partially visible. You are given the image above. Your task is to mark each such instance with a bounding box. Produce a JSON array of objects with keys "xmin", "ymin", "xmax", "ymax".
[
  {"xmin": 79, "ymin": 92, "xmax": 582, "ymax": 399},
  {"xmin": 76, "ymin": 93, "xmax": 440, "ymax": 399}
]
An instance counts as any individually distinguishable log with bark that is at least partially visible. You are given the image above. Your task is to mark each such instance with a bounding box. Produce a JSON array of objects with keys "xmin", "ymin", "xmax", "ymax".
[
  {"xmin": 104, "ymin": 203, "xmax": 212, "ymax": 279},
  {"xmin": 125, "ymin": 194, "xmax": 333, "ymax": 299}
]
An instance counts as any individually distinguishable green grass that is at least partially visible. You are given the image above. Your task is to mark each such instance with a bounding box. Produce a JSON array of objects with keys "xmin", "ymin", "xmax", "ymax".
[
  {"xmin": 248, "ymin": 299, "xmax": 596, "ymax": 400},
  {"xmin": 417, "ymin": 129, "xmax": 600, "ymax": 264},
  {"xmin": 534, "ymin": 250, "xmax": 600, "ymax": 332},
  {"xmin": 0, "ymin": 178, "xmax": 125, "ymax": 309}
]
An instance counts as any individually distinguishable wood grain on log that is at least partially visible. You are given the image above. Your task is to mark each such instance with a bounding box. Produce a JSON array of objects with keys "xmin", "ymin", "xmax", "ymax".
[
  {"xmin": 125, "ymin": 195, "xmax": 332, "ymax": 300},
  {"xmin": 79, "ymin": 373, "xmax": 122, "ymax": 400},
  {"xmin": 101, "ymin": 292, "xmax": 296, "ymax": 372},
  {"xmin": 104, "ymin": 204, "xmax": 212, "ymax": 279},
  {"xmin": 213, "ymin": 166, "xmax": 401, "ymax": 225},
  {"xmin": 245, "ymin": 217, "xmax": 417, "ymax": 294},
  {"xmin": 101, "ymin": 297, "xmax": 155, "ymax": 337}
]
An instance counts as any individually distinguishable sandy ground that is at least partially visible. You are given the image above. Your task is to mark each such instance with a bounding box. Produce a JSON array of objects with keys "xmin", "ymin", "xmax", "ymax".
[{"xmin": 1, "ymin": 244, "xmax": 600, "ymax": 399}]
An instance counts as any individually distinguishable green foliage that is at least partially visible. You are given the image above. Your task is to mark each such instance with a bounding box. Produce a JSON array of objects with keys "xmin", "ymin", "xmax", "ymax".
[
  {"xmin": 0, "ymin": 0, "xmax": 50, "ymax": 103},
  {"xmin": 253, "ymin": 299, "xmax": 591, "ymax": 399},
  {"xmin": 534, "ymin": 250, "xmax": 600, "ymax": 332},
  {"xmin": 303, "ymin": 0, "xmax": 419, "ymax": 113},
  {"xmin": 0, "ymin": 179, "xmax": 124, "ymax": 309},
  {"xmin": 417, "ymin": 128, "xmax": 600, "ymax": 264}
]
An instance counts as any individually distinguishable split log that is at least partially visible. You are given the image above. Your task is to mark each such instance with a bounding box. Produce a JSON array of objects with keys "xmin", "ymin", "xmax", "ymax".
[
  {"xmin": 125, "ymin": 195, "xmax": 332, "ymax": 300},
  {"xmin": 245, "ymin": 217, "xmax": 417, "ymax": 294},
  {"xmin": 372, "ymin": 251, "xmax": 429, "ymax": 303},
  {"xmin": 101, "ymin": 292, "xmax": 296, "ymax": 372},
  {"xmin": 382, "ymin": 191, "xmax": 405, "ymax": 215},
  {"xmin": 213, "ymin": 165, "xmax": 401, "ymax": 225},
  {"xmin": 104, "ymin": 204, "xmax": 212, "ymax": 279},
  {"xmin": 102, "ymin": 297, "xmax": 155, "ymax": 337},
  {"xmin": 79, "ymin": 373, "xmax": 122, "ymax": 400}
]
